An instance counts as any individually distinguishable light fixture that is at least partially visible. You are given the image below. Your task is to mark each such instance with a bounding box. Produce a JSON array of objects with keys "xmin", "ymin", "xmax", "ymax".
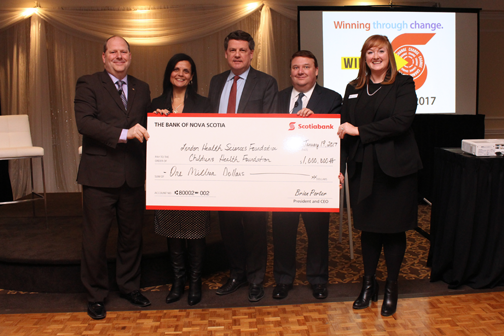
[
  {"xmin": 22, "ymin": 1, "xmax": 40, "ymax": 18},
  {"xmin": 22, "ymin": 7, "xmax": 38, "ymax": 17},
  {"xmin": 246, "ymin": 2, "xmax": 261, "ymax": 11}
]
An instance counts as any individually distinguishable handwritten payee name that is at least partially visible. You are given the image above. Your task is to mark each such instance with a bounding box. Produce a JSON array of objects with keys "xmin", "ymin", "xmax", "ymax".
[
  {"xmin": 188, "ymin": 154, "xmax": 271, "ymax": 163},
  {"xmin": 180, "ymin": 143, "xmax": 278, "ymax": 152}
]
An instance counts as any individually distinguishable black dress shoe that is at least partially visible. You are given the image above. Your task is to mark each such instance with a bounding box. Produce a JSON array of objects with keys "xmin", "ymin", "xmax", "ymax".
[
  {"xmin": 311, "ymin": 284, "xmax": 328, "ymax": 299},
  {"xmin": 120, "ymin": 290, "xmax": 151, "ymax": 307},
  {"xmin": 87, "ymin": 302, "xmax": 106, "ymax": 320},
  {"xmin": 272, "ymin": 283, "xmax": 292, "ymax": 300},
  {"xmin": 216, "ymin": 278, "xmax": 247, "ymax": 296},
  {"xmin": 248, "ymin": 283, "xmax": 264, "ymax": 302}
]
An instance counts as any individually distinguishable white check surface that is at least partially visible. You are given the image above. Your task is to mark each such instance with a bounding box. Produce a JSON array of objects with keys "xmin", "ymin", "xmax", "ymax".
[{"xmin": 146, "ymin": 114, "xmax": 340, "ymax": 212}]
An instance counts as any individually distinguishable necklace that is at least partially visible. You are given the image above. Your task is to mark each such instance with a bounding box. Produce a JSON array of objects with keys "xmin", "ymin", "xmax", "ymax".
[
  {"xmin": 172, "ymin": 98, "xmax": 184, "ymax": 113},
  {"xmin": 173, "ymin": 102, "xmax": 184, "ymax": 113},
  {"xmin": 367, "ymin": 83, "xmax": 382, "ymax": 96}
]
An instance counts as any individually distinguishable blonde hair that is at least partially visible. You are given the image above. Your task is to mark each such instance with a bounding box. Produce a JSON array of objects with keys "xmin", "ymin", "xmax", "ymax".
[{"xmin": 351, "ymin": 35, "xmax": 397, "ymax": 89}]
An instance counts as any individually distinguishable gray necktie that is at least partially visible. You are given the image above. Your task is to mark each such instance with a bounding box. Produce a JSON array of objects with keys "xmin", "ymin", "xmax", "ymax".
[
  {"xmin": 116, "ymin": 80, "xmax": 127, "ymax": 110},
  {"xmin": 292, "ymin": 92, "xmax": 304, "ymax": 114}
]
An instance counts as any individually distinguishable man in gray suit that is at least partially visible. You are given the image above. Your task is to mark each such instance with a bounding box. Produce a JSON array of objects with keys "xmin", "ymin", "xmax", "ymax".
[
  {"xmin": 208, "ymin": 30, "xmax": 277, "ymax": 302},
  {"xmin": 75, "ymin": 36, "xmax": 151, "ymax": 320},
  {"xmin": 272, "ymin": 50, "xmax": 342, "ymax": 300}
]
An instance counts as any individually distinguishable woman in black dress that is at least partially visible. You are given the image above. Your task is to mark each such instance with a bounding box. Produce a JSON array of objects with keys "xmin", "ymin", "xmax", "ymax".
[
  {"xmin": 338, "ymin": 35, "xmax": 422, "ymax": 316},
  {"xmin": 150, "ymin": 53, "xmax": 212, "ymax": 306}
]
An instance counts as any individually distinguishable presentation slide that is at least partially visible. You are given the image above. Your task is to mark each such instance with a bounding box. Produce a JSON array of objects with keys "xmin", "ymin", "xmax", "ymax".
[
  {"xmin": 323, "ymin": 11, "xmax": 455, "ymax": 113},
  {"xmin": 299, "ymin": 7, "xmax": 479, "ymax": 115}
]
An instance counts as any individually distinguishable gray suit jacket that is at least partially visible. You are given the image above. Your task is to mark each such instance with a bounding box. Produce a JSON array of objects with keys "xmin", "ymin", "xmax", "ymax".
[
  {"xmin": 208, "ymin": 67, "xmax": 277, "ymax": 114},
  {"xmin": 276, "ymin": 83, "xmax": 342, "ymax": 114},
  {"xmin": 75, "ymin": 70, "xmax": 151, "ymax": 188}
]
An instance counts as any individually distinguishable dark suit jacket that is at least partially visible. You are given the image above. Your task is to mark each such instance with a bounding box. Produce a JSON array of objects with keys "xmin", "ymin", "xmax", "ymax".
[
  {"xmin": 272, "ymin": 84, "xmax": 341, "ymax": 284},
  {"xmin": 276, "ymin": 83, "xmax": 342, "ymax": 114},
  {"xmin": 341, "ymin": 74, "xmax": 423, "ymax": 182},
  {"xmin": 148, "ymin": 92, "xmax": 212, "ymax": 113},
  {"xmin": 208, "ymin": 67, "xmax": 277, "ymax": 114},
  {"xmin": 75, "ymin": 70, "xmax": 151, "ymax": 188}
]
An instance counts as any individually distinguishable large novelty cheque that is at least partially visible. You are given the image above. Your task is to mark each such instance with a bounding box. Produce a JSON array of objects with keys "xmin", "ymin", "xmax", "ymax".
[{"xmin": 146, "ymin": 114, "xmax": 340, "ymax": 212}]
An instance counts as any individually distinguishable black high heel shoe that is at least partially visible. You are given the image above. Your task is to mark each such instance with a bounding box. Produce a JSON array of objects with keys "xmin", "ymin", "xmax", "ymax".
[
  {"xmin": 166, "ymin": 278, "xmax": 185, "ymax": 303},
  {"xmin": 166, "ymin": 277, "xmax": 185, "ymax": 303},
  {"xmin": 381, "ymin": 279, "xmax": 398, "ymax": 316},
  {"xmin": 353, "ymin": 275, "xmax": 379, "ymax": 309},
  {"xmin": 187, "ymin": 277, "xmax": 202, "ymax": 306},
  {"xmin": 187, "ymin": 238, "xmax": 204, "ymax": 306}
]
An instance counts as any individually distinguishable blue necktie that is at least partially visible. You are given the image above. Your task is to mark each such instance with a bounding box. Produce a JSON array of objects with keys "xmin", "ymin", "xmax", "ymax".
[{"xmin": 292, "ymin": 92, "xmax": 304, "ymax": 114}]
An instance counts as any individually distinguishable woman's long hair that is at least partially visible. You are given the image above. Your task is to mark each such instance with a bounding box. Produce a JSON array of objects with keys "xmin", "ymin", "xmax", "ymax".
[
  {"xmin": 351, "ymin": 35, "xmax": 398, "ymax": 89},
  {"xmin": 161, "ymin": 53, "xmax": 199, "ymax": 109}
]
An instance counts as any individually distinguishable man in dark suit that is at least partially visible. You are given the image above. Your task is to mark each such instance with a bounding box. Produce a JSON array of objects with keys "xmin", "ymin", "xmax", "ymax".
[
  {"xmin": 272, "ymin": 50, "xmax": 342, "ymax": 300},
  {"xmin": 74, "ymin": 36, "xmax": 151, "ymax": 320},
  {"xmin": 208, "ymin": 30, "xmax": 277, "ymax": 302}
]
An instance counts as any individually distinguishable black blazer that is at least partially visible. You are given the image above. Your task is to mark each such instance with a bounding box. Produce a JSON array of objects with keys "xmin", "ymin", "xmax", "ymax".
[
  {"xmin": 208, "ymin": 67, "xmax": 278, "ymax": 114},
  {"xmin": 149, "ymin": 93, "xmax": 212, "ymax": 113},
  {"xmin": 75, "ymin": 70, "xmax": 151, "ymax": 188},
  {"xmin": 341, "ymin": 73, "xmax": 422, "ymax": 181},
  {"xmin": 276, "ymin": 83, "xmax": 342, "ymax": 114}
]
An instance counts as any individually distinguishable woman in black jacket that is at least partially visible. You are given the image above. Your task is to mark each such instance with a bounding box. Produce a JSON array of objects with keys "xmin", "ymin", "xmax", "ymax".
[
  {"xmin": 150, "ymin": 53, "xmax": 211, "ymax": 306},
  {"xmin": 338, "ymin": 35, "xmax": 423, "ymax": 316}
]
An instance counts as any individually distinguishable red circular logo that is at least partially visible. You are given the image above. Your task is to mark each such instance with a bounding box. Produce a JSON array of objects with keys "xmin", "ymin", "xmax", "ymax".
[{"xmin": 395, "ymin": 46, "xmax": 426, "ymax": 79}]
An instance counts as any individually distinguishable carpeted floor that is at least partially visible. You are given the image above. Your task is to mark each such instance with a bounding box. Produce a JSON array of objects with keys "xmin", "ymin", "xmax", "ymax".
[
  {"xmin": 1, "ymin": 193, "xmax": 501, "ymax": 314},
  {"xmin": 154, "ymin": 204, "xmax": 432, "ymax": 291}
]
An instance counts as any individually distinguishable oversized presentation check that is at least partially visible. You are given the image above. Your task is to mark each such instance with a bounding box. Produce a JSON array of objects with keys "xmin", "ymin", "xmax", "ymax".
[{"xmin": 146, "ymin": 114, "xmax": 340, "ymax": 212}]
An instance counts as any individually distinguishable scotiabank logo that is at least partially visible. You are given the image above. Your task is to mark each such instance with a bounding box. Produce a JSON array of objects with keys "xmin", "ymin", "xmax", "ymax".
[
  {"xmin": 288, "ymin": 122, "xmax": 334, "ymax": 130},
  {"xmin": 298, "ymin": 124, "xmax": 334, "ymax": 129},
  {"xmin": 289, "ymin": 123, "xmax": 334, "ymax": 130},
  {"xmin": 392, "ymin": 33, "xmax": 435, "ymax": 90}
]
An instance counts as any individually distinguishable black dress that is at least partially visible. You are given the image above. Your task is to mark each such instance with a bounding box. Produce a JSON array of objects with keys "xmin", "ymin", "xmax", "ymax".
[
  {"xmin": 341, "ymin": 76, "xmax": 422, "ymax": 234},
  {"xmin": 149, "ymin": 92, "xmax": 212, "ymax": 239}
]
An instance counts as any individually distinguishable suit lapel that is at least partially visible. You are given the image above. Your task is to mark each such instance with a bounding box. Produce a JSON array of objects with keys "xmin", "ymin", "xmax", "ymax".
[
  {"xmin": 347, "ymin": 86, "xmax": 362, "ymax": 125},
  {"xmin": 278, "ymin": 87, "xmax": 291, "ymax": 114},
  {"xmin": 213, "ymin": 71, "xmax": 229, "ymax": 110},
  {"xmin": 237, "ymin": 67, "xmax": 256, "ymax": 114},
  {"xmin": 306, "ymin": 84, "xmax": 322, "ymax": 111},
  {"xmin": 348, "ymin": 81, "xmax": 394, "ymax": 123},
  {"xmin": 101, "ymin": 71, "xmax": 127, "ymax": 113},
  {"xmin": 127, "ymin": 76, "xmax": 136, "ymax": 115},
  {"xmin": 371, "ymin": 83, "xmax": 393, "ymax": 120}
]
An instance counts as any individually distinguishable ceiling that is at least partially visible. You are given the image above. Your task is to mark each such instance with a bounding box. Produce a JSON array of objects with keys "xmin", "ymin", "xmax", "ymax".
[{"xmin": 1, "ymin": 0, "xmax": 501, "ymax": 11}]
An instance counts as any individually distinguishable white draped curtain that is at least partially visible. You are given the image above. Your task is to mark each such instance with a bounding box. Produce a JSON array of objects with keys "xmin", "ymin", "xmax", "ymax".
[{"xmin": 0, "ymin": 2, "xmax": 298, "ymax": 197}]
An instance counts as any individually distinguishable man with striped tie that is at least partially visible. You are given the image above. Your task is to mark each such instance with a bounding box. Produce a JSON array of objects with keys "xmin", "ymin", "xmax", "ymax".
[{"xmin": 74, "ymin": 36, "xmax": 151, "ymax": 319}]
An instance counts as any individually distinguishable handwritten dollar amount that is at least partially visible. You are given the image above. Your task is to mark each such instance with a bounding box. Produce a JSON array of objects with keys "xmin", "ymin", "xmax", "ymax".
[
  {"xmin": 174, "ymin": 190, "xmax": 210, "ymax": 196},
  {"xmin": 300, "ymin": 156, "xmax": 336, "ymax": 164}
]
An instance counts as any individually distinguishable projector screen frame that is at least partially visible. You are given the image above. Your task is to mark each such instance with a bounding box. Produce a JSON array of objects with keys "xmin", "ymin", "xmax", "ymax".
[{"xmin": 298, "ymin": 5, "xmax": 481, "ymax": 115}]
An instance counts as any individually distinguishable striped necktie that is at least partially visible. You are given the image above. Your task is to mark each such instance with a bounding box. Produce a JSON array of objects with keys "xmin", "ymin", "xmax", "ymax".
[{"xmin": 116, "ymin": 80, "xmax": 127, "ymax": 110}]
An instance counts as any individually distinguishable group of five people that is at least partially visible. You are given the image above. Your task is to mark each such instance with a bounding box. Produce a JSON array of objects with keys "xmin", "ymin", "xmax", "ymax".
[{"xmin": 74, "ymin": 30, "xmax": 421, "ymax": 320}]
